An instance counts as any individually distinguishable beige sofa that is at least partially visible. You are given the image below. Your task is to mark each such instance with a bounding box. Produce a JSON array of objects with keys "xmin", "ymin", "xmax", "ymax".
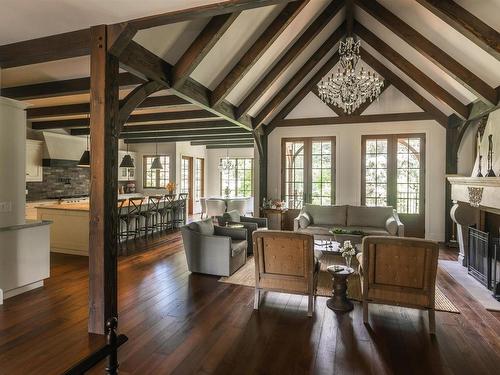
[{"xmin": 293, "ymin": 204, "xmax": 404, "ymax": 237}]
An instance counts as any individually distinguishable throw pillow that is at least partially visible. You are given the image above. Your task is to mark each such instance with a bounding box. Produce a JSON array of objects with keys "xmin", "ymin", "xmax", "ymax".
[
  {"xmin": 191, "ymin": 218, "xmax": 215, "ymax": 235},
  {"xmin": 223, "ymin": 210, "xmax": 241, "ymax": 223},
  {"xmin": 299, "ymin": 212, "xmax": 311, "ymax": 228},
  {"xmin": 385, "ymin": 217, "xmax": 398, "ymax": 236}
]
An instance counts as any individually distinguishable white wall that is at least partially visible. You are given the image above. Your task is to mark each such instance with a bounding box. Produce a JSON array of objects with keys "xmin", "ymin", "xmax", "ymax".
[
  {"xmin": 128, "ymin": 142, "xmax": 176, "ymax": 195},
  {"xmin": 268, "ymin": 120, "xmax": 447, "ymax": 241},
  {"xmin": 0, "ymin": 97, "xmax": 28, "ymax": 227}
]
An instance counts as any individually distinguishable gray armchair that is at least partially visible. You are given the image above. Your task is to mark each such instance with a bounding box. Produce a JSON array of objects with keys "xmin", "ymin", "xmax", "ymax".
[
  {"xmin": 217, "ymin": 210, "xmax": 268, "ymax": 255},
  {"xmin": 181, "ymin": 218, "xmax": 247, "ymax": 276}
]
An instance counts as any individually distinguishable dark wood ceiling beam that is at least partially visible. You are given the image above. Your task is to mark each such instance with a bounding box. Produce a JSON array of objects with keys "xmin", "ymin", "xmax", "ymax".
[
  {"xmin": 70, "ymin": 120, "xmax": 236, "ymax": 135},
  {"xmin": 206, "ymin": 144, "xmax": 254, "ymax": 149},
  {"xmin": 355, "ymin": 0, "xmax": 498, "ymax": 105},
  {"xmin": 1, "ymin": 72, "xmax": 143, "ymax": 100},
  {"xmin": 236, "ymin": 0, "xmax": 345, "ymax": 118},
  {"xmin": 191, "ymin": 139, "xmax": 254, "ymax": 145},
  {"xmin": 121, "ymin": 127, "xmax": 248, "ymax": 139},
  {"xmin": 272, "ymin": 112, "xmax": 435, "ymax": 127},
  {"xmin": 119, "ymin": 41, "xmax": 171, "ymax": 85},
  {"xmin": 0, "ymin": 29, "xmax": 90, "ymax": 68},
  {"xmin": 254, "ymin": 22, "xmax": 345, "ymax": 128},
  {"xmin": 210, "ymin": 0, "xmax": 308, "ymax": 107},
  {"xmin": 416, "ymin": 0, "xmax": 500, "ymax": 61},
  {"xmin": 27, "ymin": 95, "xmax": 189, "ymax": 119},
  {"xmin": 266, "ymin": 51, "xmax": 341, "ymax": 133},
  {"xmin": 172, "ymin": 13, "xmax": 240, "ymax": 86},
  {"xmin": 354, "ymin": 21, "xmax": 470, "ymax": 118},
  {"xmin": 124, "ymin": 133, "xmax": 253, "ymax": 144},
  {"xmin": 360, "ymin": 48, "xmax": 448, "ymax": 127},
  {"xmin": 31, "ymin": 110, "xmax": 217, "ymax": 130}
]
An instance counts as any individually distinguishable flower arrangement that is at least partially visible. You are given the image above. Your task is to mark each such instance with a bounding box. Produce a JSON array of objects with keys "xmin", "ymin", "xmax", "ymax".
[
  {"xmin": 339, "ymin": 240, "xmax": 356, "ymax": 268},
  {"xmin": 166, "ymin": 182, "xmax": 176, "ymax": 194}
]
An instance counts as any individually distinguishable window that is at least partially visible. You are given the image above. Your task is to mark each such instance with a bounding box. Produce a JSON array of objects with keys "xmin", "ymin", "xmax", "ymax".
[
  {"xmin": 143, "ymin": 155, "xmax": 170, "ymax": 189},
  {"xmin": 180, "ymin": 157, "xmax": 191, "ymax": 194},
  {"xmin": 362, "ymin": 134, "xmax": 425, "ymax": 237},
  {"xmin": 194, "ymin": 158, "xmax": 205, "ymax": 202},
  {"xmin": 282, "ymin": 137, "xmax": 335, "ymax": 209},
  {"xmin": 220, "ymin": 158, "xmax": 253, "ymax": 197}
]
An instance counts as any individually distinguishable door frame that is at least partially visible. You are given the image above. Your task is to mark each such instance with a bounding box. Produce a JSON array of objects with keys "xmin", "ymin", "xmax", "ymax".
[
  {"xmin": 361, "ymin": 133, "xmax": 426, "ymax": 237},
  {"xmin": 181, "ymin": 155, "xmax": 194, "ymax": 215}
]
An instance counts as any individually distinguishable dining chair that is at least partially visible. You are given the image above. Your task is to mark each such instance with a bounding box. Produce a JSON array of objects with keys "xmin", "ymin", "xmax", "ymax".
[
  {"xmin": 206, "ymin": 199, "xmax": 226, "ymax": 219},
  {"xmin": 200, "ymin": 197, "xmax": 207, "ymax": 219},
  {"xmin": 226, "ymin": 199, "xmax": 248, "ymax": 216}
]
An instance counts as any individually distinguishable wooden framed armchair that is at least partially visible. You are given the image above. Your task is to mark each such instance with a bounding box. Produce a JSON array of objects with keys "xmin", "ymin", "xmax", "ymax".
[
  {"xmin": 358, "ymin": 236, "xmax": 439, "ymax": 334},
  {"xmin": 252, "ymin": 230, "xmax": 319, "ymax": 316}
]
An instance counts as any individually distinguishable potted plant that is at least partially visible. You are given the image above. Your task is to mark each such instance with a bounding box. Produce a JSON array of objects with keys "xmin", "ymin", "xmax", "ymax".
[
  {"xmin": 339, "ymin": 240, "xmax": 356, "ymax": 268},
  {"xmin": 166, "ymin": 182, "xmax": 176, "ymax": 195}
]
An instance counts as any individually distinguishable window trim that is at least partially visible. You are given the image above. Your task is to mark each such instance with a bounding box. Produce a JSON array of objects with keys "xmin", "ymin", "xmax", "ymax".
[
  {"xmin": 195, "ymin": 157, "xmax": 205, "ymax": 202},
  {"xmin": 142, "ymin": 154, "xmax": 170, "ymax": 189},
  {"xmin": 361, "ymin": 133, "xmax": 426, "ymax": 213},
  {"xmin": 281, "ymin": 136, "xmax": 336, "ymax": 207},
  {"xmin": 219, "ymin": 157, "xmax": 254, "ymax": 197}
]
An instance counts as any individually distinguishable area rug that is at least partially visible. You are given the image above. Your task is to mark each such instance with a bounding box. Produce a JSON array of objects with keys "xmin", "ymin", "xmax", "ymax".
[
  {"xmin": 220, "ymin": 254, "xmax": 460, "ymax": 314},
  {"xmin": 439, "ymin": 260, "xmax": 500, "ymax": 312}
]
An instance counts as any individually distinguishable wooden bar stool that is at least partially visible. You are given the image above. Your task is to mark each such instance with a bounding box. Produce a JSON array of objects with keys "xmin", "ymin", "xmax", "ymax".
[
  {"xmin": 140, "ymin": 196, "xmax": 162, "ymax": 238},
  {"xmin": 175, "ymin": 193, "xmax": 188, "ymax": 227},
  {"xmin": 160, "ymin": 194, "xmax": 176, "ymax": 231},
  {"xmin": 118, "ymin": 197, "xmax": 144, "ymax": 242}
]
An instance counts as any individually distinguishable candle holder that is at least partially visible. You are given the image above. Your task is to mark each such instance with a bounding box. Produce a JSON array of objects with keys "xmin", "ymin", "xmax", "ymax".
[
  {"xmin": 486, "ymin": 134, "xmax": 496, "ymax": 177},
  {"xmin": 477, "ymin": 155, "xmax": 483, "ymax": 177}
]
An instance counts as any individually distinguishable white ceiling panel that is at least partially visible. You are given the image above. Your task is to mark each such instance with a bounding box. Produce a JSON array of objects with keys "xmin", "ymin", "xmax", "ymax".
[
  {"xmin": 285, "ymin": 91, "xmax": 339, "ymax": 119},
  {"xmin": 377, "ymin": 0, "xmax": 500, "ymax": 86},
  {"xmin": 226, "ymin": 0, "xmax": 332, "ymax": 106},
  {"xmin": 191, "ymin": 4, "xmax": 284, "ymax": 90},
  {"xmin": 356, "ymin": 7, "xmax": 477, "ymax": 104}
]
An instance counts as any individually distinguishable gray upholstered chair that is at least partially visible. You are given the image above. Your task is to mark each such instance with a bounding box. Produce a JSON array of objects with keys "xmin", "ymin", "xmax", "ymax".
[
  {"xmin": 217, "ymin": 210, "xmax": 268, "ymax": 255},
  {"xmin": 181, "ymin": 218, "xmax": 247, "ymax": 276}
]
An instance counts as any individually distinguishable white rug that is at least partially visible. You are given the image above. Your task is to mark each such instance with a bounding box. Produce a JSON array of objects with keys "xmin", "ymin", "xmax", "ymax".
[{"xmin": 439, "ymin": 260, "xmax": 500, "ymax": 312}]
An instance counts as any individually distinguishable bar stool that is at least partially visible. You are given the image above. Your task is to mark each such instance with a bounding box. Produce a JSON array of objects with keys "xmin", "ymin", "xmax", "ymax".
[
  {"xmin": 140, "ymin": 195, "xmax": 162, "ymax": 238},
  {"xmin": 118, "ymin": 197, "xmax": 143, "ymax": 242},
  {"xmin": 175, "ymin": 193, "xmax": 188, "ymax": 227},
  {"xmin": 159, "ymin": 194, "xmax": 176, "ymax": 231},
  {"xmin": 117, "ymin": 199, "xmax": 127, "ymax": 246}
]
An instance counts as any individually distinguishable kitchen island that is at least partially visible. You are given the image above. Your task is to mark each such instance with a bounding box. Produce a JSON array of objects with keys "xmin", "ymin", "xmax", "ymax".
[{"xmin": 37, "ymin": 198, "xmax": 184, "ymax": 256}]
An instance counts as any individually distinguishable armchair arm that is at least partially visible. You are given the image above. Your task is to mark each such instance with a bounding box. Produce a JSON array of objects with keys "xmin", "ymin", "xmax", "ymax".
[
  {"xmin": 293, "ymin": 215, "xmax": 301, "ymax": 231},
  {"xmin": 393, "ymin": 210, "xmax": 405, "ymax": 237},
  {"xmin": 241, "ymin": 216, "xmax": 268, "ymax": 228},
  {"xmin": 214, "ymin": 225, "xmax": 247, "ymax": 241}
]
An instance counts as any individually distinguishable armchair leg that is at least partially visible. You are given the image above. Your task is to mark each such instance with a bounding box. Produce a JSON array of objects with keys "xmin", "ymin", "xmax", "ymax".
[
  {"xmin": 428, "ymin": 309, "xmax": 436, "ymax": 335},
  {"xmin": 254, "ymin": 289, "xmax": 260, "ymax": 310},
  {"xmin": 307, "ymin": 294, "xmax": 314, "ymax": 317},
  {"xmin": 363, "ymin": 301, "xmax": 369, "ymax": 324}
]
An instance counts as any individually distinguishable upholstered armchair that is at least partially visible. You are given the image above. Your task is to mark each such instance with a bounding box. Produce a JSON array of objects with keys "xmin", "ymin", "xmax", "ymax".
[
  {"xmin": 357, "ymin": 236, "xmax": 439, "ymax": 334},
  {"xmin": 252, "ymin": 230, "xmax": 319, "ymax": 316},
  {"xmin": 218, "ymin": 210, "xmax": 268, "ymax": 255},
  {"xmin": 181, "ymin": 218, "xmax": 247, "ymax": 276}
]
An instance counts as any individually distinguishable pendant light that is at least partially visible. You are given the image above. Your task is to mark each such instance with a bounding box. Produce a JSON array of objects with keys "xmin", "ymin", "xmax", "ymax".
[
  {"xmin": 150, "ymin": 134, "xmax": 163, "ymax": 170},
  {"xmin": 78, "ymin": 114, "xmax": 90, "ymax": 167},
  {"xmin": 119, "ymin": 142, "xmax": 135, "ymax": 168}
]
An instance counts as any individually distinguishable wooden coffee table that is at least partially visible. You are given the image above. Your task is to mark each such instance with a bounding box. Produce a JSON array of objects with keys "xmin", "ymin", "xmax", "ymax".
[{"xmin": 326, "ymin": 265, "xmax": 354, "ymax": 312}]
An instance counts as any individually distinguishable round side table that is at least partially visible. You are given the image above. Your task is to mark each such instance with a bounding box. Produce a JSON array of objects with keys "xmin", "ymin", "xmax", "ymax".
[{"xmin": 326, "ymin": 265, "xmax": 354, "ymax": 312}]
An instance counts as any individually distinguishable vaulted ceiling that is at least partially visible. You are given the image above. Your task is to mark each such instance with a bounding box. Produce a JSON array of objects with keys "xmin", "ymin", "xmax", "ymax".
[{"xmin": 0, "ymin": 0, "xmax": 499, "ymax": 148}]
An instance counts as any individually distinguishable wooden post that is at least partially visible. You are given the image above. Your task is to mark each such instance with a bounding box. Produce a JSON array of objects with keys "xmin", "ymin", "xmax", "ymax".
[
  {"xmin": 88, "ymin": 25, "xmax": 120, "ymax": 334},
  {"xmin": 445, "ymin": 115, "xmax": 462, "ymax": 244},
  {"xmin": 255, "ymin": 129, "xmax": 268, "ymax": 207}
]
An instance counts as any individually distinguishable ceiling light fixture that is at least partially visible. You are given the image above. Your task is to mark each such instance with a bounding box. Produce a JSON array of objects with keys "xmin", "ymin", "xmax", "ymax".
[
  {"xmin": 317, "ymin": 37, "xmax": 384, "ymax": 115},
  {"xmin": 150, "ymin": 134, "xmax": 163, "ymax": 170},
  {"xmin": 119, "ymin": 142, "xmax": 135, "ymax": 169}
]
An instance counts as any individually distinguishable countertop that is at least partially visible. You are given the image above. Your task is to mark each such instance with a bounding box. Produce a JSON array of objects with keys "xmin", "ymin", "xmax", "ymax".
[
  {"xmin": 0, "ymin": 219, "xmax": 52, "ymax": 232},
  {"xmin": 36, "ymin": 202, "xmax": 91, "ymax": 211}
]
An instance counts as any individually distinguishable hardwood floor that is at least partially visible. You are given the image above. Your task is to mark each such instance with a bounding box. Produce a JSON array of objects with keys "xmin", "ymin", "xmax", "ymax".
[{"xmin": 1, "ymin": 231, "xmax": 499, "ymax": 375}]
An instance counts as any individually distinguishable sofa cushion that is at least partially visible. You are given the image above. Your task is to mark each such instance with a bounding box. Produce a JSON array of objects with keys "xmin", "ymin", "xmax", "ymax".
[
  {"xmin": 303, "ymin": 204, "xmax": 347, "ymax": 226},
  {"xmin": 385, "ymin": 217, "xmax": 398, "ymax": 235},
  {"xmin": 297, "ymin": 224, "xmax": 332, "ymax": 236},
  {"xmin": 189, "ymin": 218, "xmax": 214, "ymax": 235},
  {"xmin": 347, "ymin": 206, "xmax": 394, "ymax": 228},
  {"xmin": 223, "ymin": 210, "xmax": 241, "ymax": 223},
  {"xmin": 298, "ymin": 212, "xmax": 311, "ymax": 228},
  {"xmin": 231, "ymin": 240, "xmax": 247, "ymax": 257}
]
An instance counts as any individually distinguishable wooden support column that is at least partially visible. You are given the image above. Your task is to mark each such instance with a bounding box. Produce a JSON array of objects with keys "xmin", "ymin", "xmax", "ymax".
[
  {"xmin": 88, "ymin": 25, "xmax": 120, "ymax": 335},
  {"xmin": 445, "ymin": 115, "xmax": 461, "ymax": 244},
  {"xmin": 254, "ymin": 129, "xmax": 268, "ymax": 207}
]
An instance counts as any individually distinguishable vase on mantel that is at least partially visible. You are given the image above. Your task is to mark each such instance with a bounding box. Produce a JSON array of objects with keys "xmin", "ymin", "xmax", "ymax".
[{"xmin": 344, "ymin": 255, "xmax": 352, "ymax": 269}]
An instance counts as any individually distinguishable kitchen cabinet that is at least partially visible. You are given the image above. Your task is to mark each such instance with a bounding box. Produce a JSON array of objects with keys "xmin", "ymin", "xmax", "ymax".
[
  {"xmin": 26, "ymin": 140, "xmax": 43, "ymax": 182},
  {"xmin": 118, "ymin": 151, "xmax": 136, "ymax": 181}
]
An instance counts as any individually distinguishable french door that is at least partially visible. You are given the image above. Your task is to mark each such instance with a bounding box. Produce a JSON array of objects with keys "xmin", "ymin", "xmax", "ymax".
[
  {"xmin": 361, "ymin": 134, "xmax": 426, "ymax": 237},
  {"xmin": 281, "ymin": 137, "xmax": 336, "ymax": 209},
  {"xmin": 180, "ymin": 156, "xmax": 194, "ymax": 214}
]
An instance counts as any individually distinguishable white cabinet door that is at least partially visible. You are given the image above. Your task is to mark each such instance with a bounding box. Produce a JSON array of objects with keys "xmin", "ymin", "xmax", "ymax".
[{"xmin": 26, "ymin": 140, "xmax": 43, "ymax": 182}]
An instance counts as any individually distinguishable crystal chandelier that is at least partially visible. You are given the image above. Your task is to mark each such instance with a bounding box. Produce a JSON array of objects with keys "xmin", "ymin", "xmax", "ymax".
[
  {"xmin": 218, "ymin": 149, "xmax": 235, "ymax": 172},
  {"xmin": 317, "ymin": 37, "xmax": 384, "ymax": 115}
]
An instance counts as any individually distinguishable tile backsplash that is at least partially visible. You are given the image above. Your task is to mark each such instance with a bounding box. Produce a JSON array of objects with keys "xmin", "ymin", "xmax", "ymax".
[{"xmin": 26, "ymin": 167, "xmax": 90, "ymax": 201}]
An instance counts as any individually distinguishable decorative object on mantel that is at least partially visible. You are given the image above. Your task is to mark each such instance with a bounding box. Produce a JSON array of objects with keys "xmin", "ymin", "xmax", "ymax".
[
  {"xmin": 166, "ymin": 182, "xmax": 176, "ymax": 195},
  {"xmin": 476, "ymin": 131, "xmax": 483, "ymax": 177},
  {"xmin": 467, "ymin": 186, "xmax": 484, "ymax": 207},
  {"xmin": 486, "ymin": 134, "xmax": 496, "ymax": 177},
  {"xmin": 317, "ymin": 36, "xmax": 384, "ymax": 114}
]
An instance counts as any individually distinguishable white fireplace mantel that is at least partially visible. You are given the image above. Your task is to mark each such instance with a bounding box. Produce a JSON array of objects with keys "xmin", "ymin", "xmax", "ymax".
[{"xmin": 448, "ymin": 175, "xmax": 500, "ymax": 214}]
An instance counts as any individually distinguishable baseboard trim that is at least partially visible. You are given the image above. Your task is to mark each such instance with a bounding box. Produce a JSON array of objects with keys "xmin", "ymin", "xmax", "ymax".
[{"xmin": 3, "ymin": 280, "xmax": 44, "ymax": 301}]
